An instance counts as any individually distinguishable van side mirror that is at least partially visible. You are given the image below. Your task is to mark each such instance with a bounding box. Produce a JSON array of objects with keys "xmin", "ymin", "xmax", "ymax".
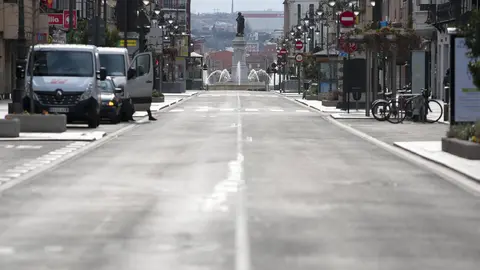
[
  {"xmin": 99, "ymin": 67, "xmax": 107, "ymax": 81},
  {"xmin": 127, "ymin": 68, "xmax": 136, "ymax": 80},
  {"xmin": 114, "ymin": 87, "xmax": 123, "ymax": 94}
]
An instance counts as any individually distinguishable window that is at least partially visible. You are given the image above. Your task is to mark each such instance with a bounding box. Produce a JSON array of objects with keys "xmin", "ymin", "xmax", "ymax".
[
  {"xmin": 97, "ymin": 80, "xmax": 115, "ymax": 92},
  {"xmin": 28, "ymin": 51, "xmax": 94, "ymax": 77},
  {"xmin": 99, "ymin": 54, "xmax": 126, "ymax": 76},
  {"xmin": 135, "ymin": 54, "xmax": 150, "ymax": 77}
]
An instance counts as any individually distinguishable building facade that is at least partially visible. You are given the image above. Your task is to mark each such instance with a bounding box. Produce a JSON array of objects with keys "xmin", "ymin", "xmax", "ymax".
[{"xmin": 1, "ymin": 0, "xmax": 49, "ymax": 99}]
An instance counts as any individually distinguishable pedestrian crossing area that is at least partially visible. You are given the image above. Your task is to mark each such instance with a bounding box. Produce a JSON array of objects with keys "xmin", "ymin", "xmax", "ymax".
[
  {"xmin": 166, "ymin": 107, "xmax": 311, "ymax": 113},
  {"xmin": 199, "ymin": 93, "xmax": 279, "ymax": 98}
]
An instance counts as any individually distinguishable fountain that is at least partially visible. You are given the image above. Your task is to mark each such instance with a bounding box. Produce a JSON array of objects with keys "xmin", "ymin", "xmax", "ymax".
[
  {"xmin": 205, "ymin": 69, "xmax": 232, "ymax": 85},
  {"xmin": 205, "ymin": 14, "xmax": 266, "ymax": 91},
  {"xmin": 248, "ymin": 69, "xmax": 260, "ymax": 82}
]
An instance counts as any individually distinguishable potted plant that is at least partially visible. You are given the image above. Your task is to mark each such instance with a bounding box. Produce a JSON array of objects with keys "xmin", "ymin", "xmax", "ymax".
[
  {"xmin": 5, "ymin": 110, "xmax": 67, "ymax": 133},
  {"xmin": 442, "ymin": 122, "xmax": 480, "ymax": 160},
  {"xmin": 152, "ymin": 90, "xmax": 165, "ymax": 102}
]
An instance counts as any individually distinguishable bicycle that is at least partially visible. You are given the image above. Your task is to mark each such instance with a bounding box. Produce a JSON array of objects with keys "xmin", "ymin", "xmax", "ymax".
[
  {"xmin": 371, "ymin": 85, "xmax": 411, "ymax": 122},
  {"xmin": 388, "ymin": 88, "xmax": 443, "ymax": 124}
]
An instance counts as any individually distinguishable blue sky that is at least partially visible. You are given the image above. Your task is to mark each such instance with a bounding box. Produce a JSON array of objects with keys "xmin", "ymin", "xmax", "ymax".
[{"xmin": 191, "ymin": 0, "xmax": 283, "ymax": 14}]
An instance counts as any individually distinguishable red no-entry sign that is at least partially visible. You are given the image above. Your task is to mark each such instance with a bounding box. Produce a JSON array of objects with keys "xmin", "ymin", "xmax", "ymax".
[
  {"xmin": 295, "ymin": 40, "xmax": 303, "ymax": 50},
  {"xmin": 339, "ymin": 11, "xmax": 355, "ymax": 27},
  {"xmin": 279, "ymin": 48, "xmax": 288, "ymax": 55}
]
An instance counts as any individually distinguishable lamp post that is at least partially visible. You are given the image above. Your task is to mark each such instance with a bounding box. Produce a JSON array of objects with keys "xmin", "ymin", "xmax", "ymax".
[{"xmin": 11, "ymin": 0, "xmax": 26, "ymax": 113}]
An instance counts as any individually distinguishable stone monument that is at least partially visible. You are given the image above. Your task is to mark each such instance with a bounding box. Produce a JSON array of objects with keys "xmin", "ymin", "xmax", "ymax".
[{"xmin": 231, "ymin": 12, "xmax": 249, "ymax": 84}]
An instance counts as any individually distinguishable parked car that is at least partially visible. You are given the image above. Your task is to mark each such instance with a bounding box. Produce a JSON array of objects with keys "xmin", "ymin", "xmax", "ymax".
[{"xmin": 98, "ymin": 77, "xmax": 123, "ymax": 123}]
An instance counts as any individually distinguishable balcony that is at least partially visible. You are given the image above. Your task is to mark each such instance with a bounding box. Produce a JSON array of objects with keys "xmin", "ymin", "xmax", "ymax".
[{"xmin": 413, "ymin": 10, "xmax": 435, "ymax": 37}]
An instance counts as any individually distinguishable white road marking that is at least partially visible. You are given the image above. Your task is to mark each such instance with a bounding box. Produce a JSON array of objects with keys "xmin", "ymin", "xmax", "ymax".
[
  {"xmin": 0, "ymin": 177, "xmax": 11, "ymax": 182},
  {"xmin": 196, "ymin": 108, "xmax": 209, "ymax": 112},
  {"xmin": 235, "ymin": 93, "xmax": 251, "ymax": 270},
  {"xmin": 6, "ymin": 168, "xmax": 30, "ymax": 174},
  {"xmin": 16, "ymin": 145, "xmax": 43, "ymax": 149},
  {"xmin": 244, "ymin": 108, "xmax": 258, "ymax": 112},
  {"xmin": 0, "ymin": 246, "xmax": 15, "ymax": 255},
  {"xmin": 4, "ymin": 173, "xmax": 21, "ymax": 178},
  {"xmin": 4, "ymin": 145, "xmax": 15, "ymax": 149},
  {"xmin": 296, "ymin": 109, "xmax": 310, "ymax": 113},
  {"xmin": 170, "ymin": 109, "xmax": 184, "ymax": 112},
  {"xmin": 44, "ymin": 246, "xmax": 64, "ymax": 253},
  {"xmin": 220, "ymin": 108, "xmax": 235, "ymax": 112},
  {"xmin": 245, "ymin": 137, "xmax": 253, "ymax": 142},
  {"xmin": 269, "ymin": 109, "xmax": 284, "ymax": 112}
]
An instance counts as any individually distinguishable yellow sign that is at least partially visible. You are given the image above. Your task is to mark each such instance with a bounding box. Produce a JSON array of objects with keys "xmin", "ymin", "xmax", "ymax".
[
  {"xmin": 118, "ymin": 39, "xmax": 137, "ymax": 47},
  {"xmin": 48, "ymin": 35, "xmax": 53, "ymax": 44}
]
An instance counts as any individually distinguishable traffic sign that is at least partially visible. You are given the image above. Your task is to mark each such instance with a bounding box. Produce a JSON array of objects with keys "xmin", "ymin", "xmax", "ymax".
[
  {"xmin": 279, "ymin": 48, "xmax": 287, "ymax": 55},
  {"xmin": 339, "ymin": 11, "xmax": 356, "ymax": 27},
  {"xmin": 63, "ymin": 9, "xmax": 77, "ymax": 29},
  {"xmin": 295, "ymin": 53, "xmax": 304, "ymax": 62},
  {"xmin": 339, "ymin": 35, "xmax": 357, "ymax": 54},
  {"xmin": 295, "ymin": 40, "xmax": 304, "ymax": 50}
]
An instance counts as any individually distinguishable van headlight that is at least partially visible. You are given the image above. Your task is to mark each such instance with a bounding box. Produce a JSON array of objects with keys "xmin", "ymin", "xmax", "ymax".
[{"xmin": 80, "ymin": 83, "xmax": 94, "ymax": 101}]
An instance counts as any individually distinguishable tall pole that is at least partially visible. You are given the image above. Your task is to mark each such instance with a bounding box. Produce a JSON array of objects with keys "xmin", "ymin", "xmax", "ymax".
[
  {"xmin": 29, "ymin": 0, "xmax": 36, "ymax": 114},
  {"xmin": 12, "ymin": 0, "xmax": 26, "ymax": 113},
  {"xmin": 69, "ymin": 0, "xmax": 74, "ymax": 41},
  {"xmin": 104, "ymin": 0, "xmax": 107, "ymax": 24},
  {"xmin": 95, "ymin": 0, "xmax": 101, "ymax": 45},
  {"xmin": 124, "ymin": 0, "xmax": 128, "ymax": 49}
]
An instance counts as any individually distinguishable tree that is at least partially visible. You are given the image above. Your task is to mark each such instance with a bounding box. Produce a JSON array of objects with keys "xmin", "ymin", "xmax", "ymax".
[
  {"xmin": 302, "ymin": 53, "xmax": 318, "ymax": 81},
  {"xmin": 66, "ymin": 20, "xmax": 120, "ymax": 47},
  {"xmin": 460, "ymin": 9, "xmax": 480, "ymax": 88},
  {"xmin": 105, "ymin": 27, "xmax": 120, "ymax": 47}
]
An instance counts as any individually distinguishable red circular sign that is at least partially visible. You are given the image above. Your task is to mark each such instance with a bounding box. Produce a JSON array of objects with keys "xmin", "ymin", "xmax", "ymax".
[
  {"xmin": 339, "ymin": 11, "xmax": 355, "ymax": 27},
  {"xmin": 279, "ymin": 48, "xmax": 288, "ymax": 55},
  {"xmin": 295, "ymin": 40, "xmax": 304, "ymax": 50}
]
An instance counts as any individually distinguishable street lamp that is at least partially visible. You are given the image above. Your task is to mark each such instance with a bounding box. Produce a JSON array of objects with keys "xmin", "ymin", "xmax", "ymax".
[
  {"xmin": 303, "ymin": 13, "xmax": 310, "ymax": 25},
  {"xmin": 154, "ymin": 4, "xmax": 161, "ymax": 15},
  {"xmin": 167, "ymin": 15, "xmax": 174, "ymax": 25},
  {"xmin": 142, "ymin": 0, "xmax": 150, "ymax": 6},
  {"xmin": 328, "ymin": 0, "xmax": 336, "ymax": 7},
  {"xmin": 370, "ymin": 0, "xmax": 376, "ymax": 6}
]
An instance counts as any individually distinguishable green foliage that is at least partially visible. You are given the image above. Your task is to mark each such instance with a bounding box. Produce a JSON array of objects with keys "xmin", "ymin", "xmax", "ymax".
[
  {"xmin": 460, "ymin": 9, "xmax": 480, "ymax": 88},
  {"xmin": 152, "ymin": 90, "xmax": 164, "ymax": 97},
  {"xmin": 67, "ymin": 20, "xmax": 88, "ymax": 44},
  {"xmin": 66, "ymin": 20, "xmax": 120, "ymax": 47},
  {"xmin": 105, "ymin": 27, "xmax": 120, "ymax": 47},
  {"xmin": 302, "ymin": 53, "xmax": 317, "ymax": 81},
  {"xmin": 446, "ymin": 122, "xmax": 480, "ymax": 142}
]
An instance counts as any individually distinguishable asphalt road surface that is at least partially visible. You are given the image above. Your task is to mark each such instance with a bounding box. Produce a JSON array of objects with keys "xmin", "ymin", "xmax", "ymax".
[{"xmin": 0, "ymin": 91, "xmax": 480, "ymax": 270}]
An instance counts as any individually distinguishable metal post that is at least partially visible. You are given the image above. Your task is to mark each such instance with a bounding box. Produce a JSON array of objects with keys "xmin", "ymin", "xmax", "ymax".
[
  {"xmin": 365, "ymin": 49, "xmax": 371, "ymax": 117},
  {"xmin": 95, "ymin": 0, "xmax": 101, "ymax": 46},
  {"xmin": 103, "ymin": 0, "xmax": 107, "ymax": 23},
  {"xmin": 11, "ymin": 0, "xmax": 26, "ymax": 113},
  {"xmin": 29, "ymin": 0, "xmax": 36, "ymax": 114},
  {"xmin": 297, "ymin": 64, "xmax": 301, "ymax": 94},
  {"xmin": 69, "ymin": 0, "xmax": 74, "ymax": 36},
  {"xmin": 124, "ymin": 0, "xmax": 128, "ymax": 49}
]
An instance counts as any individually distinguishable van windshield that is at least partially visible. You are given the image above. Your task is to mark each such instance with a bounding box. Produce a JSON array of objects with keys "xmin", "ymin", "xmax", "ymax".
[
  {"xmin": 99, "ymin": 54, "xmax": 126, "ymax": 76},
  {"xmin": 28, "ymin": 50, "xmax": 94, "ymax": 77}
]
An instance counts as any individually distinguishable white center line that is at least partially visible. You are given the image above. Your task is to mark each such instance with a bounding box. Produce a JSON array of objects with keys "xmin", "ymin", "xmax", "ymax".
[
  {"xmin": 244, "ymin": 109, "xmax": 258, "ymax": 112},
  {"xmin": 220, "ymin": 108, "xmax": 235, "ymax": 112},
  {"xmin": 170, "ymin": 109, "xmax": 184, "ymax": 112},
  {"xmin": 269, "ymin": 109, "xmax": 284, "ymax": 112},
  {"xmin": 235, "ymin": 93, "xmax": 251, "ymax": 270},
  {"xmin": 0, "ymin": 246, "xmax": 15, "ymax": 255}
]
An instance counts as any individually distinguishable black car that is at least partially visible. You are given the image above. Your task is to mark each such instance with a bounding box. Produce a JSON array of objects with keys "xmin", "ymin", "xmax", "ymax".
[{"xmin": 98, "ymin": 78, "xmax": 123, "ymax": 123}]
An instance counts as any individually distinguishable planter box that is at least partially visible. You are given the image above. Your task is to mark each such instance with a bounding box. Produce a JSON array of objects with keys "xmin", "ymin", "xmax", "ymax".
[
  {"xmin": 152, "ymin": 96, "xmax": 165, "ymax": 103},
  {"xmin": 321, "ymin": 100, "xmax": 338, "ymax": 107},
  {"xmin": 442, "ymin": 137, "xmax": 480, "ymax": 160},
  {"xmin": 0, "ymin": 119, "xmax": 20, "ymax": 137},
  {"xmin": 305, "ymin": 95, "xmax": 319, "ymax": 100},
  {"xmin": 5, "ymin": 114, "xmax": 67, "ymax": 133}
]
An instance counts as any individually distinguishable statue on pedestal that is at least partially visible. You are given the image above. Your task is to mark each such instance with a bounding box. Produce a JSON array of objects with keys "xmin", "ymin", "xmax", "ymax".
[{"xmin": 236, "ymin": 12, "xmax": 245, "ymax": 37}]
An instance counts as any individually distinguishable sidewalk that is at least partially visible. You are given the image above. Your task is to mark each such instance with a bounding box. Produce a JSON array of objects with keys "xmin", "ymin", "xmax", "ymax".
[
  {"xmin": 295, "ymin": 99, "xmax": 369, "ymax": 118},
  {"xmin": 394, "ymin": 141, "xmax": 480, "ymax": 182}
]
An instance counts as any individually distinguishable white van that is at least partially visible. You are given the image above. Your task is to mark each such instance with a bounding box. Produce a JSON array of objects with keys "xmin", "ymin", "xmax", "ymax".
[
  {"xmin": 98, "ymin": 47, "xmax": 154, "ymax": 115},
  {"xmin": 23, "ymin": 44, "xmax": 107, "ymax": 128}
]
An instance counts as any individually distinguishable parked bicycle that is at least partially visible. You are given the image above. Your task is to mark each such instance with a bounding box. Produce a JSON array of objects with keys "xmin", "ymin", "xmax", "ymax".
[
  {"xmin": 371, "ymin": 84, "xmax": 411, "ymax": 122},
  {"xmin": 388, "ymin": 88, "xmax": 443, "ymax": 123}
]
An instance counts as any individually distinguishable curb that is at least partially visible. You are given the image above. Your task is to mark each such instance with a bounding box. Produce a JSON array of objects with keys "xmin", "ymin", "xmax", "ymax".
[{"xmin": 393, "ymin": 142, "xmax": 480, "ymax": 184}]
